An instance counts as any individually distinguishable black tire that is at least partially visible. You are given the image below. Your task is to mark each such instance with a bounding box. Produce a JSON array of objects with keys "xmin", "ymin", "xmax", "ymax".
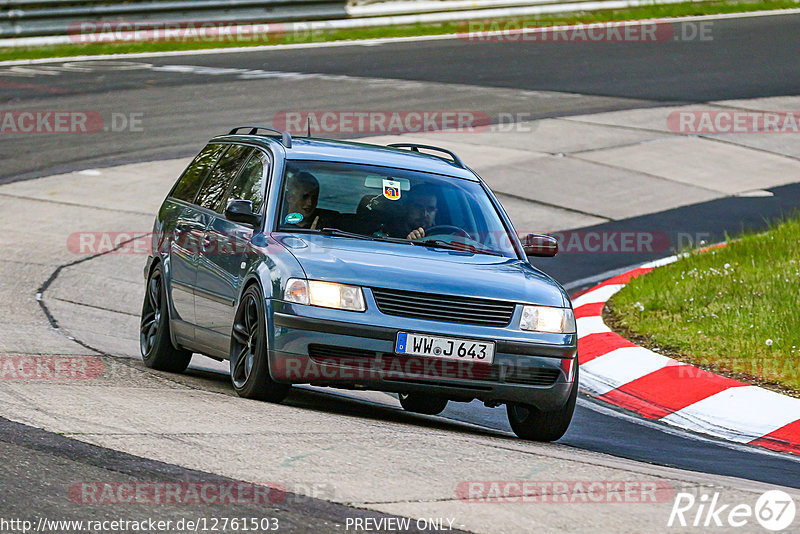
[
  {"xmin": 398, "ymin": 392, "xmax": 448, "ymax": 415},
  {"xmin": 140, "ymin": 264, "xmax": 193, "ymax": 373},
  {"xmin": 506, "ymin": 366, "xmax": 578, "ymax": 442},
  {"xmin": 229, "ymin": 285, "xmax": 290, "ymax": 402}
]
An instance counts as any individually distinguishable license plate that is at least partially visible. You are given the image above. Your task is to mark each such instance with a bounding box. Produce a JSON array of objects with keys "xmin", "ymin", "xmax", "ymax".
[{"xmin": 395, "ymin": 332, "xmax": 495, "ymax": 363}]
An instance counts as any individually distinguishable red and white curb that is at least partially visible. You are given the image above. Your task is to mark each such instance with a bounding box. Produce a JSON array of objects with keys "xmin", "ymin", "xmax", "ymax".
[{"xmin": 573, "ymin": 256, "xmax": 800, "ymax": 456}]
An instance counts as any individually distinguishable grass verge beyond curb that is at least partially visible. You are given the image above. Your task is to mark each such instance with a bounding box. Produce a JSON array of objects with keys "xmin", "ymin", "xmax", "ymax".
[
  {"xmin": 1, "ymin": 0, "xmax": 800, "ymax": 61},
  {"xmin": 606, "ymin": 215, "xmax": 800, "ymax": 398}
]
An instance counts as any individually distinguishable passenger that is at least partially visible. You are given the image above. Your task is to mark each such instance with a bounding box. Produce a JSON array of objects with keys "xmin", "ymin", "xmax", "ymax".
[{"xmin": 283, "ymin": 171, "xmax": 320, "ymax": 229}]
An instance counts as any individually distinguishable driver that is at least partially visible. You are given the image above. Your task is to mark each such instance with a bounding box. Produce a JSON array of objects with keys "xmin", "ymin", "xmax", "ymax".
[{"xmin": 404, "ymin": 184, "xmax": 438, "ymax": 240}]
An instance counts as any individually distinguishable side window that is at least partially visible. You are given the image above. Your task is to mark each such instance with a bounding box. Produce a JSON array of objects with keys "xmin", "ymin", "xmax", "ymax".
[
  {"xmin": 226, "ymin": 151, "xmax": 270, "ymax": 214},
  {"xmin": 195, "ymin": 144, "xmax": 254, "ymax": 212},
  {"xmin": 171, "ymin": 144, "xmax": 226, "ymax": 203}
]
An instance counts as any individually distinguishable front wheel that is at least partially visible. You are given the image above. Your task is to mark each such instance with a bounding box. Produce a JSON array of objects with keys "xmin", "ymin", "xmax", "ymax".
[
  {"xmin": 506, "ymin": 366, "xmax": 578, "ymax": 442},
  {"xmin": 140, "ymin": 264, "xmax": 193, "ymax": 373},
  {"xmin": 399, "ymin": 393, "xmax": 448, "ymax": 415},
  {"xmin": 229, "ymin": 286, "xmax": 290, "ymax": 402}
]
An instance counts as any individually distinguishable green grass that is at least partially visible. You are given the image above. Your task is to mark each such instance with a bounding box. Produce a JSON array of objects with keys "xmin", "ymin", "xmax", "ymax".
[
  {"xmin": 607, "ymin": 215, "xmax": 800, "ymax": 396},
  {"xmin": 1, "ymin": 0, "xmax": 799, "ymax": 62}
]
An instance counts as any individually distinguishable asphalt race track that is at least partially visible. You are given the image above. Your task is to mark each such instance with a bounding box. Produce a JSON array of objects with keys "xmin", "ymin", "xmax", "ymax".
[
  {"xmin": 1, "ymin": 10, "xmax": 800, "ymax": 531},
  {"xmin": 3, "ymin": 12, "xmax": 800, "ymax": 183}
]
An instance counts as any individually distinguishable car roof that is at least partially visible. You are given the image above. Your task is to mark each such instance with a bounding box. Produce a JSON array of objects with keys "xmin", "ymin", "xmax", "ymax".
[{"xmin": 210, "ymin": 134, "xmax": 480, "ymax": 182}]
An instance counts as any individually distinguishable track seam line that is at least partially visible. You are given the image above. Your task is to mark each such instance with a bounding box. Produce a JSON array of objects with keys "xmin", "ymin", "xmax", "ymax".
[
  {"xmin": 564, "ymin": 153, "xmax": 729, "ymax": 196},
  {"xmin": 51, "ymin": 296, "xmax": 139, "ymax": 317},
  {"xmin": 0, "ymin": 192, "xmax": 152, "ymax": 215},
  {"xmin": 34, "ymin": 234, "xmax": 219, "ymax": 396},
  {"xmin": 695, "ymin": 134, "xmax": 800, "ymax": 165},
  {"xmin": 353, "ymin": 483, "xmax": 710, "ymax": 505},
  {"xmin": 560, "ymin": 135, "xmax": 674, "ymax": 156},
  {"xmin": 492, "ymin": 189, "xmax": 613, "ymax": 221},
  {"xmin": 556, "ymin": 100, "xmax": 752, "ymax": 135}
]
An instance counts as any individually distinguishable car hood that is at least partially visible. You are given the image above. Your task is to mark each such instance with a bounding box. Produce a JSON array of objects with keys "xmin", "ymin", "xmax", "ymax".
[{"xmin": 274, "ymin": 233, "xmax": 568, "ymax": 307}]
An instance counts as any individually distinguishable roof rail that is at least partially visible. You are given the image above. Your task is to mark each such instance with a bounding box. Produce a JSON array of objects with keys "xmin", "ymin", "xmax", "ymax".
[
  {"xmin": 387, "ymin": 143, "xmax": 465, "ymax": 169},
  {"xmin": 228, "ymin": 125, "xmax": 292, "ymax": 148}
]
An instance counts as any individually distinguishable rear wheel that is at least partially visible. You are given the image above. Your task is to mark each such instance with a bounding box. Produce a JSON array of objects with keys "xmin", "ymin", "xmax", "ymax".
[
  {"xmin": 398, "ymin": 393, "xmax": 448, "ymax": 415},
  {"xmin": 506, "ymin": 366, "xmax": 578, "ymax": 442},
  {"xmin": 230, "ymin": 286, "xmax": 290, "ymax": 402},
  {"xmin": 140, "ymin": 264, "xmax": 193, "ymax": 373}
]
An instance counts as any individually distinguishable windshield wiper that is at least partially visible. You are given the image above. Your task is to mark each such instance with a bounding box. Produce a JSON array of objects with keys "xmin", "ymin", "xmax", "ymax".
[
  {"xmin": 319, "ymin": 228, "xmax": 411, "ymax": 245},
  {"xmin": 412, "ymin": 239, "xmax": 503, "ymax": 257},
  {"xmin": 372, "ymin": 235, "xmax": 413, "ymax": 245},
  {"xmin": 319, "ymin": 227, "xmax": 377, "ymax": 241}
]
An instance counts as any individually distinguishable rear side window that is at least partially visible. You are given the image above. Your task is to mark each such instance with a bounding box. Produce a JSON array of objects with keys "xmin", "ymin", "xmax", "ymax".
[
  {"xmin": 195, "ymin": 144, "xmax": 254, "ymax": 212},
  {"xmin": 171, "ymin": 144, "xmax": 226, "ymax": 203},
  {"xmin": 226, "ymin": 151, "xmax": 270, "ymax": 214}
]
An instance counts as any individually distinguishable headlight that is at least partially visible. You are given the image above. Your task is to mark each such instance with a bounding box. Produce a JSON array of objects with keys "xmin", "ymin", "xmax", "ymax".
[
  {"xmin": 284, "ymin": 278, "xmax": 366, "ymax": 312},
  {"xmin": 284, "ymin": 278, "xmax": 310, "ymax": 305},
  {"xmin": 520, "ymin": 305, "xmax": 576, "ymax": 333}
]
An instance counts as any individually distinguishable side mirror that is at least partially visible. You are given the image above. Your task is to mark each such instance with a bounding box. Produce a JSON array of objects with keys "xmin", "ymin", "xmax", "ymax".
[
  {"xmin": 523, "ymin": 234, "xmax": 558, "ymax": 257},
  {"xmin": 225, "ymin": 200, "xmax": 261, "ymax": 227}
]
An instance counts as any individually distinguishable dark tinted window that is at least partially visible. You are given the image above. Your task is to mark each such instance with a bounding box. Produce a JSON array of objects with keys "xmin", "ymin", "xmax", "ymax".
[
  {"xmin": 226, "ymin": 151, "xmax": 270, "ymax": 214},
  {"xmin": 171, "ymin": 144, "xmax": 226, "ymax": 203},
  {"xmin": 195, "ymin": 144, "xmax": 254, "ymax": 212}
]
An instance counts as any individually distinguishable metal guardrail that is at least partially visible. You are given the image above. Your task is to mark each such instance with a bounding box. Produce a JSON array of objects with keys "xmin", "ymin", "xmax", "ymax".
[
  {"xmin": 0, "ymin": 0, "xmax": 716, "ymax": 41},
  {"xmin": 1, "ymin": 0, "xmax": 349, "ymax": 38}
]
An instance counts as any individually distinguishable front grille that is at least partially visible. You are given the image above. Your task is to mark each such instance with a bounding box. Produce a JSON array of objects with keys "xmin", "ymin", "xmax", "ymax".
[{"xmin": 371, "ymin": 287, "xmax": 516, "ymax": 327}]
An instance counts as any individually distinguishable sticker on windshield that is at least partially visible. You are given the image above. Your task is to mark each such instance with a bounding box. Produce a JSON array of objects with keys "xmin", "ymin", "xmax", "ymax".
[
  {"xmin": 383, "ymin": 179, "xmax": 401, "ymax": 201},
  {"xmin": 284, "ymin": 212, "xmax": 304, "ymax": 224}
]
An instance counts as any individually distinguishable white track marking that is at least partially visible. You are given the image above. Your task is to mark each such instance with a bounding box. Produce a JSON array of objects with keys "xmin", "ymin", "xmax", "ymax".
[
  {"xmin": 572, "ymin": 284, "xmax": 623, "ymax": 308},
  {"xmin": 580, "ymin": 347, "xmax": 677, "ymax": 396},
  {"xmin": 576, "ymin": 316, "xmax": 611, "ymax": 337},
  {"xmin": 662, "ymin": 386, "xmax": 800, "ymax": 443},
  {"xmin": 577, "ymin": 396, "xmax": 800, "ymax": 465}
]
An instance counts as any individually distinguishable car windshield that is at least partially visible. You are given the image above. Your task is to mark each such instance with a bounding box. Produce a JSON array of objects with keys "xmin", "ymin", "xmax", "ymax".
[{"xmin": 276, "ymin": 160, "xmax": 518, "ymax": 258}]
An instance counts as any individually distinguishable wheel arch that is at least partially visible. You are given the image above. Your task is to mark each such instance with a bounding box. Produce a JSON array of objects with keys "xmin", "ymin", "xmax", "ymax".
[
  {"xmin": 146, "ymin": 255, "xmax": 162, "ymax": 278},
  {"xmin": 238, "ymin": 275, "xmax": 266, "ymax": 304},
  {"xmin": 144, "ymin": 255, "xmax": 182, "ymax": 349}
]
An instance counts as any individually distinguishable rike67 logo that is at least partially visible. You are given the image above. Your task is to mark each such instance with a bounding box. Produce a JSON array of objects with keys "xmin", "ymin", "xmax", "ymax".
[{"xmin": 668, "ymin": 490, "xmax": 796, "ymax": 531}]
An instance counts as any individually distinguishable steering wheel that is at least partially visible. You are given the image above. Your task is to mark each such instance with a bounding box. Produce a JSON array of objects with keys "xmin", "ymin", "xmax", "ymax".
[{"xmin": 423, "ymin": 225, "xmax": 471, "ymax": 239}]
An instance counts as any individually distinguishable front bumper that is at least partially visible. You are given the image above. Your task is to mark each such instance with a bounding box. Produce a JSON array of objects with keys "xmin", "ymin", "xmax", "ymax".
[{"xmin": 267, "ymin": 298, "xmax": 577, "ymax": 410}]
